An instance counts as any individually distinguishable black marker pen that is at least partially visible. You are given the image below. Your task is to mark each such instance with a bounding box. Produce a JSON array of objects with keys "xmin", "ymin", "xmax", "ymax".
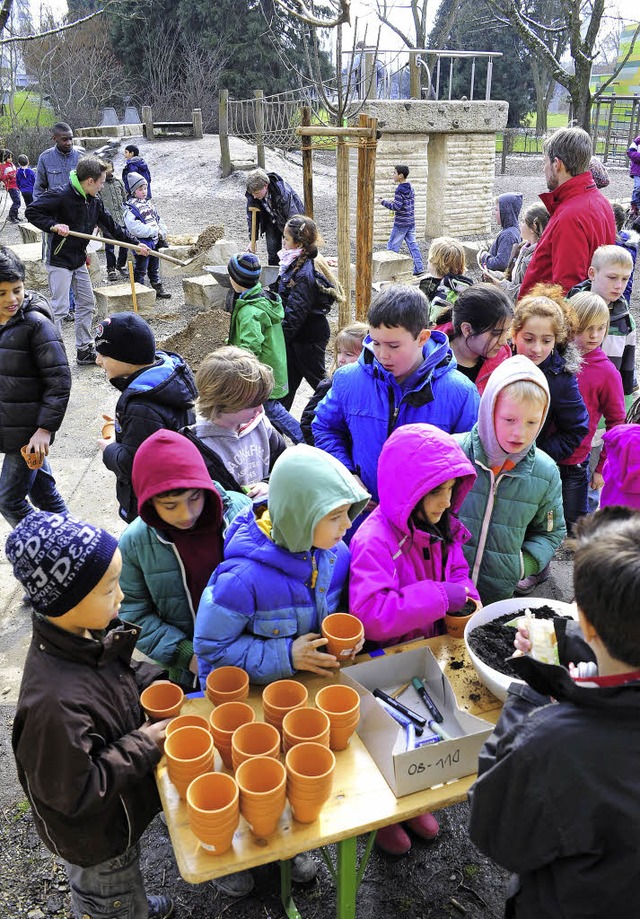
[
  {"xmin": 372, "ymin": 688, "xmax": 427, "ymax": 728},
  {"xmin": 411, "ymin": 677, "xmax": 443, "ymax": 723}
]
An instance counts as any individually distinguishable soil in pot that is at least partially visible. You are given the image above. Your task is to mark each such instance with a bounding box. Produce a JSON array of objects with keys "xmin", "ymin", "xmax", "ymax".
[{"xmin": 467, "ymin": 605, "xmax": 571, "ymax": 677}]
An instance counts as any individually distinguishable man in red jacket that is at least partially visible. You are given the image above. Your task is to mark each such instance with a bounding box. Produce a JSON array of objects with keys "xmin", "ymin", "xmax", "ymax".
[{"xmin": 519, "ymin": 127, "xmax": 615, "ymax": 298}]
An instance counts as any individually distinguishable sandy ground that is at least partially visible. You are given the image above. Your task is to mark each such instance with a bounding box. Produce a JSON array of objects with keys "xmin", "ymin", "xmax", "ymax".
[{"xmin": 0, "ymin": 132, "xmax": 636, "ymax": 918}]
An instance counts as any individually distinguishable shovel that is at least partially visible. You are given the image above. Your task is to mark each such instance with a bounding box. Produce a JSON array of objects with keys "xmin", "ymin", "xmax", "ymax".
[{"xmin": 60, "ymin": 229, "xmax": 200, "ymax": 267}]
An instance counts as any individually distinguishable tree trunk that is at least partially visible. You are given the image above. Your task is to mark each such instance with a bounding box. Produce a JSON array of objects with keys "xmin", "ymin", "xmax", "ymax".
[{"xmin": 569, "ymin": 64, "xmax": 592, "ymax": 132}]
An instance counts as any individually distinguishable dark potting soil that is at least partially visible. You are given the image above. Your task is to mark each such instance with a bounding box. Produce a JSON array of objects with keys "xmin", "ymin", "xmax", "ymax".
[{"xmin": 467, "ymin": 605, "xmax": 569, "ymax": 677}]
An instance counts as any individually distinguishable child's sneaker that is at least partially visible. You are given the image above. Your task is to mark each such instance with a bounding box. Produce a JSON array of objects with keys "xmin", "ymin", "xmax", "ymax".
[
  {"xmin": 63, "ymin": 309, "xmax": 75, "ymax": 323},
  {"xmin": 107, "ymin": 269, "xmax": 119, "ymax": 281},
  {"xmin": 405, "ymin": 812, "xmax": 439, "ymax": 840},
  {"xmin": 76, "ymin": 345, "xmax": 97, "ymax": 365},
  {"xmin": 375, "ymin": 822, "xmax": 412, "ymax": 855},
  {"xmin": 118, "ymin": 266, "xmax": 129, "ymax": 277},
  {"xmin": 514, "ymin": 561, "xmax": 550, "ymax": 595},
  {"xmin": 211, "ymin": 869, "xmax": 254, "ymax": 897},
  {"xmin": 290, "ymin": 852, "xmax": 317, "ymax": 882},
  {"xmin": 147, "ymin": 895, "xmax": 174, "ymax": 919}
]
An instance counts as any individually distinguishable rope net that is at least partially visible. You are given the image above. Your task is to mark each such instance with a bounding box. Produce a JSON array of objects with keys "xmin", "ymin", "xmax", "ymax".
[{"xmin": 227, "ymin": 84, "xmax": 336, "ymax": 150}]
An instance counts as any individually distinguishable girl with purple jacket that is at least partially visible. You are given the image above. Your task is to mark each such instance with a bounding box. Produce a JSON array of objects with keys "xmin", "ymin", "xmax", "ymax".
[{"xmin": 348, "ymin": 422, "xmax": 480, "ymax": 856}]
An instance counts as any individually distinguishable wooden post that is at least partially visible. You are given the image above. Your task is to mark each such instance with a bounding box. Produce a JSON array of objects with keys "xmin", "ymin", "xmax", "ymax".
[
  {"xmin": 141, "ymin": 105, "xmax": 154, "ymax": 140},
  {"xmin": 409, "ymin": 52, "xmax": 421, "ymax": 100},
  {"xmin": 192, "ymin": 108, "xmax": 203, "ymax": 139},
  {"xmin": 301, "ymin": 106, "xmax": 314, "ymax": 218},
  {"xmin": 336, "ymin": 137, "xmax": 352, "ymax": 326},
  {"xmin": 219, "ymin": 90, "xmax": 232, "ymax": 178},
  {"xmin": 254, "ymin": 90, "xmax": 265, "ymax": 169},
  {"xmin": 355, "ymin": 114, "xmax": 377, "ymax": 322}
]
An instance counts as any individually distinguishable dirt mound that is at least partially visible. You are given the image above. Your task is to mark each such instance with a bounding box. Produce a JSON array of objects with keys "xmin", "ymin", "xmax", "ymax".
[{"xmin": 188, "ymin": 224, "xmax": 225, "ymax": 257}]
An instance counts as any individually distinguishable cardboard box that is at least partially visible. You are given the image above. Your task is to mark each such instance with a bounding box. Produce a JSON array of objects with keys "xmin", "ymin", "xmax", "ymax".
[{"xmin": 341, "ymin": 648, "xmax": 494, "ymax": 797}]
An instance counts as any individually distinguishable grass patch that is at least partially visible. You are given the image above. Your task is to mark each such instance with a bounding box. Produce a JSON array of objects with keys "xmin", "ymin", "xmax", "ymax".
[
  {"xmin": 13, "ymin": 800, "xmax": 31, "ymax": 820},
  {"xmin": 0, "ymin": 91, "xmax": 55, "ymax": 132}
]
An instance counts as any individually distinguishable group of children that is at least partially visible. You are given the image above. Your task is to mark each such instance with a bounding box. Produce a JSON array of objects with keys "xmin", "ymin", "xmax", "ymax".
[
  {"xmin": 0, "ymin": 151, "xmax": 35, "ymax": 224},
  {"xmin": 3, "ymin": 155, "xmax": 640, "ymax": 918}
]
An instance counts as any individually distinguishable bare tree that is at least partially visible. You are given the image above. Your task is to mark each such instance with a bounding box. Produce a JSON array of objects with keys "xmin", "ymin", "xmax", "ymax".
[
  {"xmin": 21, "ymin": 15, "xmax": 133, "ymax": 127},
  {"xmin": 483, "ymin": 0, "xmax": 640, "ymax": 130}
]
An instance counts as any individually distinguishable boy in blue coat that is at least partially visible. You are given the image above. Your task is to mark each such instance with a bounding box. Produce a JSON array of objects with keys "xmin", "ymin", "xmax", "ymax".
[
  {"xmin": 312, "ymin": 284, "xmax": 479, "ymax": 510},
  {"xmin": 194, "ymin": 444, "xmax": 369, "ymax": 687},
  {"xmin": 119, "ymin": 429, "xmax": 250, "ymax": 691},
  {"xmin": 380, "ymin": 164, "xmax": 424, "ymax": 276}
]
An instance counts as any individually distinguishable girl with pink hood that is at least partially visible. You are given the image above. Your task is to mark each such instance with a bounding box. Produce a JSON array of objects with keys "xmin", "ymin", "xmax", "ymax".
[{"xmin": 349, "ymin": 423, "xmax": 480, "ymax": 855}]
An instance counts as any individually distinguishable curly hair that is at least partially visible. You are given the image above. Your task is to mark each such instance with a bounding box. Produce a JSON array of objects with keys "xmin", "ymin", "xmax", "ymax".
[{"xmin": 512, "ymin": 283, "xmax": 578, "ymax": 348}]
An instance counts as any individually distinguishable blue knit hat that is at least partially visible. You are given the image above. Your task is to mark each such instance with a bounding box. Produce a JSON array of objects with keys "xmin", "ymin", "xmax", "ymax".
[
  {"xmin": 6, "ymin": 512, "xmax": 118, "ymax": 617},
  {"xmin": 227, "ymin": 252, "xmax": 261, "ymax": 288}
]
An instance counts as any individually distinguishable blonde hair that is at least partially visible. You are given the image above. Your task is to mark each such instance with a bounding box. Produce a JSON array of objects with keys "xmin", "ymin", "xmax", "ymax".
[
  {"xmin": 512, "ymin": 283, "xmax": 577, "ymax": 348},
  {"xmin": 427, "ymin": 237, "xmax": 466, "ymax": 277},
  {"xmin": 196, "ymin": 346, "xmax": 274, "ymax": 418},
  {"xmin": 570, "ymin": 291, "xmax": 610, "ymax": 333},
  {"xmin": 500, "ymin": 379, "xmax": 548, "ymax": 411},
  {"xmin": 330, "ymin": 322, "xmax": 368, "ymax": 374},
  {"xmin": 590, "ymin": 244, "xmax": 633, "ymax": 273}
]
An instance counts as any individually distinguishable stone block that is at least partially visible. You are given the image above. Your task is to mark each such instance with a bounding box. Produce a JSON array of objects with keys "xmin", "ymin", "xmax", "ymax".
[
  {"xmin": 123, "ymin": 106, "xmax": 141, "ymax": 124},
  {"xmin": 361, "ymin": 99, "xmax": 509, "ymax": 134},
  {"xmin": 99, "ymin": 107, "xmax": 119, "ymax": 126},
  {"xmin": 183, "ymin": 275, "xmax": 229, "ymax": 310},
  {"xmin": 426, "ymin": 132, "xmax": 494, "ymax": 237},
  {"xmin": 93, "ymin": 283, "xmax": 156, "ymax": 318},
  {"xmin": 18, "ymin": 222, "xmax": 42, "ymax": 244},
  {"xmin": 371, "ymin": 250, "xmax": 414, "ymax": 283},
  {"xmin": 6, "ymin": 242, "xmax": 48, "ymax": 290},
  {"xmin": 82, "ymin": 136, "xmax": 116, "ymax": 150}
]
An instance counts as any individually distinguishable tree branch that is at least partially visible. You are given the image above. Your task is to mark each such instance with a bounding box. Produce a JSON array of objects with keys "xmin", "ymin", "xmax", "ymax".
[
  {"xmin": 271, "ymin": 0, "xmax": 351, "ymax": 28},
  {"xmin": 1, "ymin": 5, "xmax": 107, "ymax": 45},
  {"xmin": 593, "ymin": 21, "xmax": 640, "ymax": 98}
]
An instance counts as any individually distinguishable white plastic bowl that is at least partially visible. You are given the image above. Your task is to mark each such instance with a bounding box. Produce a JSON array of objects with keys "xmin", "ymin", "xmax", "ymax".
[{"xmin": 464, "ymin": 596, "xmax": 577, "ymax": 702}]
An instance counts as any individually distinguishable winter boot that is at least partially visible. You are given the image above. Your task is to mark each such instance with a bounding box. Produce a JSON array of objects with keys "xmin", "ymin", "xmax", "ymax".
[{"xmin": 151, "ymin": 282, "xmax": 171, "ymax": 300}]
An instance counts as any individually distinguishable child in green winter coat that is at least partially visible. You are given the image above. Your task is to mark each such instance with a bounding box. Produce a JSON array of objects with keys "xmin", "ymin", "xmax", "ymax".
[{"xmin": 227, "ymin": 251, "xmax": 302, "ymax": 442}]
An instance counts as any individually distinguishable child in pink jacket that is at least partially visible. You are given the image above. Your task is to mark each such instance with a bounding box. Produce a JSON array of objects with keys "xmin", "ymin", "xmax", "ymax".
[{"xmin": 348, "ymin": 422, "xmax": 480, "ymax": 856}]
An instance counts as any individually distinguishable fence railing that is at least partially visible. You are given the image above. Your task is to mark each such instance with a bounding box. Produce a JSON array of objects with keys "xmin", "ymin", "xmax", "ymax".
[{"xmin": 340, "ymin": 48, "xmax": 502, "ymax": 102}]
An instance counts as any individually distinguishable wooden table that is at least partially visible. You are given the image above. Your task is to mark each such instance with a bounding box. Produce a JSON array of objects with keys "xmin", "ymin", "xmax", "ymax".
[{"xmin": 157, "ymin": 636, "xmax": 501, "ymax": 919}]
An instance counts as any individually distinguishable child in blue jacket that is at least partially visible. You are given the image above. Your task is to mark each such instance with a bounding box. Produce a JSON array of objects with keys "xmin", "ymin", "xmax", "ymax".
[
  {"xmin": 312, "ymin": 285, "xmax": 479, "ymax": 509},
  {"xmin": 480, "ymin": 193, "xmax": 523, "ymax": 273},
  {"xmin": 380, "ymin": 164, "xmax": 424, "ymax": 275},
  {"xmin": 194, "ymin": 444, "xmax": 369, "ymax": 687}
]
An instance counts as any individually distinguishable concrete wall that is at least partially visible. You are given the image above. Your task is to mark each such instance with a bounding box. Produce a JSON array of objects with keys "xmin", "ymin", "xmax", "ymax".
[{"xmin": 355, "ymin": 100, "xmax": 509, "ymax": 245}]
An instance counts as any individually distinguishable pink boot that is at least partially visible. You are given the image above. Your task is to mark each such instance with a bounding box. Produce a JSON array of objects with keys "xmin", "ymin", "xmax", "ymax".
[
  {"xmin": 375, "ymin": 822, "xmax": 412, "ymax": 855},
  {"xmin": 405, "ymin": 812, "xmax": 439, "ymax": 840}
]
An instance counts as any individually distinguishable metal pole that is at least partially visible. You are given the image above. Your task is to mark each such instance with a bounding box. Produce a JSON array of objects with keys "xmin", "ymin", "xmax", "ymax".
[
  {"xmin": 486, "ymin": 57, "xmax": 493, "ymax": 100},
  {"xmin": 470, "ymin": 58, "xmax": 476, "ymax": 101},
  {"xmin": 448, "ymin": 57, "xmax": 453, "ymax": 100}
]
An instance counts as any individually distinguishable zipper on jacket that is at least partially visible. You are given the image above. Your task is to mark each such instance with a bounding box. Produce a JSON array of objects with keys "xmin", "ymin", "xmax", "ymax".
[{"xmin": 387, "ymin": 386, "xmax": 400, "ymax": 437}]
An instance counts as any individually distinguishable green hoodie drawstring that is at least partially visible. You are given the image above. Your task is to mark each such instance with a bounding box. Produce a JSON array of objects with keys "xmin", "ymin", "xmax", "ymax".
[{"xmin": 53, "ymin": 170, "xmax": 86, "ymax": 256}]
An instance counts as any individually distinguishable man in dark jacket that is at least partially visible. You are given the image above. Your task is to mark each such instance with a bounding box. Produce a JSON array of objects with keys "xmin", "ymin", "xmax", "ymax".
[
  {"xmin": 26, "ymin": 156, "xmax": 149, "ymax": 365},
  {"xmin": 0, "ymin": 247, "xmax": 70, "ymax": 527},
  {"xmin": 245, "ymin": 168, "xmax": 304, "ymax": 265},
  {"xmin": 8, "ymin": 512, "xmax": 173, "ymax": 919},
  {"xmin": 95, "ymin": 311, "xmax": 197, "ymax": 523}
]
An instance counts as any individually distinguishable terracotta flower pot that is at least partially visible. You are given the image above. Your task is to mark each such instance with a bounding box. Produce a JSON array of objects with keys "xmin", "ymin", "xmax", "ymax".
[
  {"xmin": 166, "ymin": 713, "xmax": 211, "ymax": 737},
  {"xmin": 282, "ymin": 707, "xmax": 330, "ymax": 754},
  {"xmin": 231, "ymin": 721, "xmax": 281, "ymax": 771},
  {"xmin": 205, "ymin": 666, "xmax": 249, "ymax": 706},
  {"xmin": 140, "ymin": 681, "xmax": 184, "ymax": 722},
  {"xmin": 20, "ymin": 445, "xmax": 44, "ymax": 470},
  {"xmin": 314, "ymin": 684, "xmax": 360, "ymax": 751},
  {"xmin": 236, "ymin": 755, "xmax": 287, "ymax": 837},
  {"xmin": 209, "ymin": 701, "xmax": 255, "ymax": 770},
  {"xmin": 261, "ymin": 680, "xmax": 308, "ymax": 735},
  {"xmin": 445, "ymin": 598, "xmax": 480, "ymax": 639},
  {"xmin": 164, "ymin": 725, "xmax": 215, "ymax": 799},
  {"xmin": 321, "ymin": 613, "xmax": 364, "ymax": 659},
  {"xmin": 186, "ymin": 771, "xmax": 239, "ymax": 854},
  {"xmin": 285, "ymin": 741, "xmax": 336, "ymax": 824}
]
